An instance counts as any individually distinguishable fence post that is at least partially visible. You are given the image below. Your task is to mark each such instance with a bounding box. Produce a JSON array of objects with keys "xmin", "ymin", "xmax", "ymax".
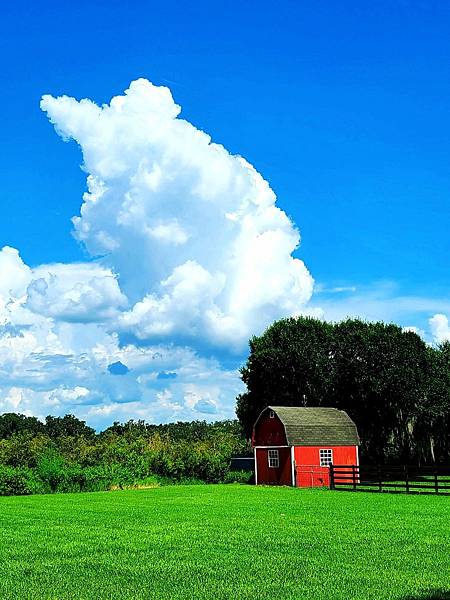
[
  {"xmin": 378, "ymin": 465, "xmax": 382, "ymax": 492},
  {"xmin": 434, "ymin": 469, "xmax": 439, "ymax": 494},
  {"xmin": 404, "ymin": 465, "xmax": 409, "ymax": 494},
  {"xmin": 329, "ymin": 465, "xmax": 335, "ymax": 490},
  {"xmin": 352, "ymin": 465, "xmax": 357, "ymax": 491}
]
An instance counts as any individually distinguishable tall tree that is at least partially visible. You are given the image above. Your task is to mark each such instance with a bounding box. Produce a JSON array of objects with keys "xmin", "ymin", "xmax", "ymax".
[
  {"xmin": 330, "ymin": 320, "xmax": 430, "ymax": 463},
  {"xmin": 414, "ymin": 342, "xmax": 450, "ymax": 464},
  {"xmin": 236, "ymin": 317, "xmax": 448, "ymax": 463},
  {"xmin": 236, "ymin": 317, "xmax": 334, "ymax": 437},
  {"xmin": 0, "ymin": 413, "xmax": 45, "ymax": 439},
  {"xmin": 44, "ymin": 415, "xmax": 95, "ymax": 439}
]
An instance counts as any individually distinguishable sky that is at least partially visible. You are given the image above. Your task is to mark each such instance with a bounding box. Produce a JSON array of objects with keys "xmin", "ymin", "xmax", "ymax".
[{"xmin": 0, "ymin": 0, "xmax": 449, "ymax": 428}]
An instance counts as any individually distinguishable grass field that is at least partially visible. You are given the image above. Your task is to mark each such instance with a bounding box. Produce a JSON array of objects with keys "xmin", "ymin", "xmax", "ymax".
[{"xmin": 0, "ymin": 485, "xmax": 449, "ymax": 600}]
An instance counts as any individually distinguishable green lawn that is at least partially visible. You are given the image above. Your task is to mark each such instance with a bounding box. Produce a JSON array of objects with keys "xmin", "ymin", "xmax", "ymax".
[{"xmin": 0, "ymin": 485, "xmax": 449, "ymax": 600}]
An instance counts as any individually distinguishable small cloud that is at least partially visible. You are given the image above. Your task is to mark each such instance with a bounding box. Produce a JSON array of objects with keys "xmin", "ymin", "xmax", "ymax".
[
  {"xmin": 315, "ymin": 283, "xmax": 357, "ymax": 294},
  {"xmin": 429, "ymin": 314, "xmax": 450, "ymax": 344}
]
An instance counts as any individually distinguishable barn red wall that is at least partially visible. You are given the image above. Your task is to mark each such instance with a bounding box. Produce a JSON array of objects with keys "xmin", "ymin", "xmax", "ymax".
[
  {"xmin": 294, "ymin": 446, "xmax": 358, "ymax": 487},
  {"xmin": 252, "ymin": 411, "xmax": 287, "ymax": 447},
  {"xmin": 255, "ymin": 447, "xmax": 292, "ymax": 486}
]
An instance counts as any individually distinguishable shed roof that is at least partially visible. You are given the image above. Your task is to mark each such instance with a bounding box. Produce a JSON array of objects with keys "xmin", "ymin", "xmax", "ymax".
[{"xmin": 266, "ymin": 406, "xmax": 359, "ymax": 446}]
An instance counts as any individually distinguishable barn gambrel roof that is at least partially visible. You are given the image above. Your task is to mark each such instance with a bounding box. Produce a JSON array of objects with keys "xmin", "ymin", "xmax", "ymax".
[{"xmin": 267, "ymin": 406, "xmax": 359, "ymax": 446}]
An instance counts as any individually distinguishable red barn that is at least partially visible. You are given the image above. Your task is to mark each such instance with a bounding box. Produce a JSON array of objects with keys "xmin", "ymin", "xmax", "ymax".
[{"xmin": 252, "ymin": 406, "xmax": 359, "ymax": 487}]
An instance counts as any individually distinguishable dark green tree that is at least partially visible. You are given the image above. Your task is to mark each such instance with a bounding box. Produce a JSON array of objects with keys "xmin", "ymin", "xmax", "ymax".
[
  {"xmin": 236, "ymin": 317, "xmax": 448, "ymax": 464},
  {"xmin": 414, "ymin": 342, "xmax": 450, "ymax": 464},
  {"xmin": 330, "ymin": 320, "xmax": 430, "ymax": 463},
  {"xmin": 236, "ymin": 317, "xmax": 334, "ymax": 437},
  {"xmin": 45, "ymin": 415, "xmax": 95, "ymax": 439},
  {"xmin": 0, "ymin": 413, "xmax": 45, "ymax": 439}
]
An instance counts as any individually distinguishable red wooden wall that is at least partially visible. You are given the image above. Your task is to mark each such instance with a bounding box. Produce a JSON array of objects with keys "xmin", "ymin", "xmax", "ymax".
[
  {"xmin": 293, "ymin": 445, "xmax": 358, "ymax": 487},
  {"xmin": 253, "ymin": 412, "xmax": 287, "ymax": 447},
  {"xmin": 255, "ymin": 447, "xmax": 292, "ymax": 485}
]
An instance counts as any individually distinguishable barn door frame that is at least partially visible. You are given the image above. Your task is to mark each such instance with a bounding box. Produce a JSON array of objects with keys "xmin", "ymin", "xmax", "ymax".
[
  {"xmin": 254, "ymin": 446, "xmax": 294, "ymax": 486},
  {"xmin": 290, "ymin": 446, "xmax": 296, "ymax": 487}
]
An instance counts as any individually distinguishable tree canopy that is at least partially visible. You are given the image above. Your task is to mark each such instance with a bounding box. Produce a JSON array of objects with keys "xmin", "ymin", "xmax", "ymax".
[{"xmin": 236, "ymin": 317, "xmax": 450, "ymax": 464}]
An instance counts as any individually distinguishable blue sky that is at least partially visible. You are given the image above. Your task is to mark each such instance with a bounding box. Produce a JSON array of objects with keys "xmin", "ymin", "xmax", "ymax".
[{"xmin": 0, "ymin": 1, "xmax": 449, "ymax": 426}]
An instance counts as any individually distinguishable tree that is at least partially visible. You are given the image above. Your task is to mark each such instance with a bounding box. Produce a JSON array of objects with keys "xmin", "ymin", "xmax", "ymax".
[
  {"xmin": 44, "ymin": 415, "xmax": 95, "ymax": 439},
  {"xmin": 330, "ymin": 320, "xmax": 430, "ymax": 463},
  {"xmin": 414, "ymin": 342, "xmax": 450, "ymax": 464},
  {"xmin": 0, "ymin": 413, "xmax": 45, "ymax": 439},
  {"xmin": 236, "ymin": 317, "xmax": 334, "ymax": 437},
  {"xmin": 236, "ymin": 317, "xmax": 449, "ymax": 464}
]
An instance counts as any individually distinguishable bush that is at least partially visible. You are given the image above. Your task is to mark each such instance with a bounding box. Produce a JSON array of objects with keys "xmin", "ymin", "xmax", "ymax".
[
  {"xmin": 0, "ymin": 465, "xmax": 45, "ymax": 495},
  {"xmin": 36, "ymin": 450, "xmax": 68, "ymax": 492}
]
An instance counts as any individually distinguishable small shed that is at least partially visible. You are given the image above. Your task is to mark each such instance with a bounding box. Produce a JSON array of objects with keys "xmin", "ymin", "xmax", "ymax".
[{"xmin": 252, "ymin": 406, "xmax": 359, "ymax": 487}]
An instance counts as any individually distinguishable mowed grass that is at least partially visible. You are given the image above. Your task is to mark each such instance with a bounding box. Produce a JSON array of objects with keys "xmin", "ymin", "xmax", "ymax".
[{"xmin": 0, "ymin": 485, "xmax": 449, "ymax": 600}]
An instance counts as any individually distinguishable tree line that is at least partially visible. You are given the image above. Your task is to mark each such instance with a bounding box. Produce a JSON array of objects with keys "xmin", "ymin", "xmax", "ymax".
[
  {"xmin": 0, "ymin": 415, "xmax": 249, "ymax": 496},
  {"xmin": 236, "ymin": 317, "xmax": 450, "ymax": 465},
  {"xmin": 2, "ymin": 316, "xmax": 449, "ymax": 496}
]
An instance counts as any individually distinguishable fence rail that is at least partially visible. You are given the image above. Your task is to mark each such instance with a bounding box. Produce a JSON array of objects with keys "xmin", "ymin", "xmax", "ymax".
[{"xmin": 330, "ymin": 464, "xmax": 450, "ymax": 495}]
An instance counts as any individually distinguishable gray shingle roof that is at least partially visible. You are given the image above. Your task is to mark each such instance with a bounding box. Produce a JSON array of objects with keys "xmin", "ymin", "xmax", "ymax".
[{"xmin": 268, "ymin": 406, "xmax": 359, "ymax": 446}]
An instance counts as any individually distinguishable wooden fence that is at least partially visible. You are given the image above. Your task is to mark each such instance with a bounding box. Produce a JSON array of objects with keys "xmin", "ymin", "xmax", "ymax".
[{"xmin": 330, "ymin": 464, "xmax": 450, "ymax": 495}]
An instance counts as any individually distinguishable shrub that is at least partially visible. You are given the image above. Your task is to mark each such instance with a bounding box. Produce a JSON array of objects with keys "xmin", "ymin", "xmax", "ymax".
[
  {"xmin": 0, "ymin": 465, "xmax": 45, "ymax": 495},
  {"xmin": 36, "ymin": 450, "xmax": 67, "ymax": 492}
]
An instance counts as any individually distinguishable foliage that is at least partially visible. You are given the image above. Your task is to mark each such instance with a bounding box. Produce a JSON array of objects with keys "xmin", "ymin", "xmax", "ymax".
[
  {"xmin": 0, "ymin": 486, "xmax": 449, "ymax": 599},
  {"xmin": 237, "ymin": 317, "xmax": 334, "ymax": 436},
  {"xmin": 0, "ymin": 414, "xmax": 249, "ymax": 495},
  {"xmin": 237, "ymin": 317, "xmax": 450, "ymax": 464},
  {"xmin": 222, "ymin": 469, "xmax": 253, "ymax": 484},
  {"xmin": 0, "ymin": 413, "xmax": 45, "ymax": 438},
  {"xmin": 0, "ymin": 465, "xmax": 44, "ymax": 496},
  {"xmin": 44, "ymin": 414, "xmax": 95, "ymax": 439}
]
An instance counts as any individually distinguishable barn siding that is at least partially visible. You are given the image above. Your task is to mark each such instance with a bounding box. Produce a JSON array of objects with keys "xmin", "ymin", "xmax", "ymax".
[
  {"xmin": 253, "ymin": 412, "xmax": 287, "ymax": 447},
  {"xmin": 293, "ymin": 445, "xmax": 358, "ymax": 487},
  {"xmin": 255, "ymin": 447, "xmax": 292, "ymax": 485}
]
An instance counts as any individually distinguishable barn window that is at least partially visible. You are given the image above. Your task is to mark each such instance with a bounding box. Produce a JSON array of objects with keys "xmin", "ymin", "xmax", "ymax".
[
  {"xmin": 268, "ymin": 449, "xmax": 279, "ymax": 468},
  {"xmin": 269, "ymin": 410, "xmax": 275, "ymax": 418},
  {"xmin": 320, "ymin": 449, "xmax": 333, "ymax": 466}
]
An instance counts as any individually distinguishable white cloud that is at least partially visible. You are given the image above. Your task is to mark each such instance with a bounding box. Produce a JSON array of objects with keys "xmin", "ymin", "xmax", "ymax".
[
  {"xmin": 0, "ymin": 251, "xmax": 244, "ymax": 426},
  {"xmin": 429, "ymin": 314, "xmax": 450, "ymax": 344},
  {"xmin": 402, "ymin": 325, "xmax": 427, "ymax": 339},
  {"xmin": 41, "ymin": 78, "xmax": 314, "ymax": 350},
  {"xmin": 0, "ymin": 247, "xmax": 31, "ymax": 300},
  {"xmin": 26, "ymin": 262, "xmax": 127, "ymax": 322},
  {"xmin": 2, "ymin": 79, "xmax": 445, "ymax": 429}
]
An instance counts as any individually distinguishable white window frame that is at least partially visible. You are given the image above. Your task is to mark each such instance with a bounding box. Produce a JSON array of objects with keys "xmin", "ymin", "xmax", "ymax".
[
  {"xmin": 268, "ymin": 449, "xmax": 279, "ymax": 468},
  {"xmin": 319, "ymin": 448, "xmax": 333, "ymax": 467},
  {"xmin": 269, "ymin": 410, "xmax": 275, "ymax": 418}
]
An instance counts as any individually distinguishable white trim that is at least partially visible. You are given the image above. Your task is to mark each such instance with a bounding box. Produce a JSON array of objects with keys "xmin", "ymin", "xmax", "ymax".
[
  {"xmin": 253, "ymin": 445, "xmax": 290, "ymax": 449},
  {"xmin": 254, "ymin": 448, "xmax": 258, "ymax": 485},
  {"xmin": 356, "ymin": 445, "xmax": 359, "ymax": 466},
  {"xmin": 291, "ymin": 446, "xmax": 295, "ymax": 487}
]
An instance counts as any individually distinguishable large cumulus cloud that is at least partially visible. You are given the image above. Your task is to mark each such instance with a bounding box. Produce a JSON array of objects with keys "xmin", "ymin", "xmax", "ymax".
[
  {"xmin": 0, "ymin": 79, "xmax": 316, "ymax": 427},
  {"xmin": 1, "ymin": 79, "xmax": 447, "ymax": 427},
  {"xmin": 41, "ymin": 79, "xmax": 313, "ymax": 351}
]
